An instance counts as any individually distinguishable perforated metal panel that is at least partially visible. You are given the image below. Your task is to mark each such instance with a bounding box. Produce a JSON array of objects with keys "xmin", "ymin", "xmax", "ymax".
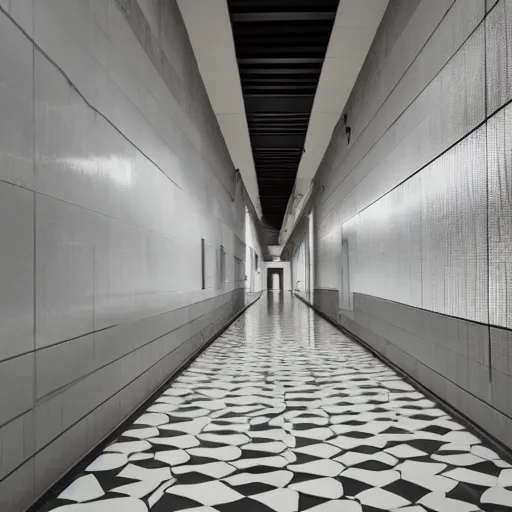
[
  {"xmin": 340, "ymin": 126, "xmax": 488, "ymax": 323},
  {"xmin": 421, "ymin": 128, "xmax": 488, "ymax": 323},
  {"xmin": 486, "ymin": 0, "xmax": 512, "ymax": 116},
  {"xmin": 488, "ymin": 104, "xmax": 512, "ymax": 329}
]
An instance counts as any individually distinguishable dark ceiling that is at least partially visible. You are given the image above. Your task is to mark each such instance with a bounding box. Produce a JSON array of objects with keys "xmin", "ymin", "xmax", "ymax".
[{"xmin": 227, "ymin": 0, "xmax": 339, "ymax": 246}]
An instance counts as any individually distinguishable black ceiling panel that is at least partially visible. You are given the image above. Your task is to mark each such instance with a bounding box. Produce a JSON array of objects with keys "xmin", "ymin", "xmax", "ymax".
[{"xmin": 228, "ymin": 0, "xmax": 339, "ymax": 245}]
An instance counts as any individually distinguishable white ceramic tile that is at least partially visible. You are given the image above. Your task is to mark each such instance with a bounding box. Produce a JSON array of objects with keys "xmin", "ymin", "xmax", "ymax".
[
  {"xmin": 385, "ymin": 444, "xmax": 427, "ymax": 459},
  {"xmin": 224, "ymin": 470, "xmax": 293, "ymax": 488},
  {"xmin": 357, "ymin": 488, "xmax": 410, "ymax": 509},
  {"xmin": 122, "ymin": 427, "xmax": 159, "ymax": 439},
  {"xmin": 167, "ymin": 481, "xmax": 243, "ymax": 506},
  {"xmin": 431, "ymin": 453, "xmax": 485, "ymax": 467},
  {"xmin": 232, "ymin": 455, "xmax": 288, "ymax": 469},
  {"xmin": 117, "ymin": 464, "xmax": 172, "ymax": 482},
  {"xmin": 251, "ymin": 488, "xmax": 300, "ymax": 512},
  {"xmin": 419, "ymin": 492, "xmax": 481, "ymax": 512},
  {"xmin": 198, "ymin": 433, "xmax": 249, "ymax": 445},
  {"xmin": 111, "ymin": 479, "xmax": 162, "ymax": 499},
  {"xmin": 148, "ymin": 435, "xmax": 199, "ymax": 449},
  {"xmin": 293, "ymin": 443, "xmax": 341, "ymax": 459},
  {"xmin": 147, "ymin": 481, "xmax": 176, "ymax": 508},
  {"xmin": 104, "ymin": 441, "xmax": 151, "ymax": 455},
  {"xmin": 341, "ymin": 468, "xmax": 400, "ymax": 487},
  {"xmin": 133, "ymin": 413, "xmax": 169, "ymax": 426},
  {"xmin": 58, "ymin": 475, "xmax": 104, "ymax": 502},
  {"xmin": 173, "ymin": 462, "xmax": 235, "ymax": 479},
  {"xmin": 86, "ymin": 454, "xmax": 128, "ymax": 472},
  {"xmin": 242, "ymin": 441, "xmax": 286, "ymax": 454},
  {"xmin": 443, "ymin": 468, "xmax": 498, "ymax": 487},
  {"xmin": 154, "ymin": 450, "xmax": 190, "ymax": 467},
  {"xmin": 187, "ymin": 446, "xmax": 242, "ymax": 461},
  {"xmin": 288, "ymin": 460, "xmax": 344, "ymax": 477},
  {"xmin": 129, "ymin": 453, "xmax": 154, "ymax": 462},
  {"xmin": 480, "ymin": 487, "xmax": 512, "ymax": 507},
  {"xmin": 289, "ymin": 478, "xmax": 344, "ymax": 499},
  {"xmin": 160, "ymin": 418, "xmax": 210, "ymax": 435},
  {"xmin": 335, "ymin": 451, "xmax": 398, "ymax": 467}
]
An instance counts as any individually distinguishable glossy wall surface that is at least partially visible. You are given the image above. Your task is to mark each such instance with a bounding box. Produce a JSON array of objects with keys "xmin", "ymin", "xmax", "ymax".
[
  {"xmin": 0, "ymin": 1, "xmax": 261, "ymax": 510},
  {"xmin": 288, "ymin": 0, "xmax": 512, "ymax": 449}
]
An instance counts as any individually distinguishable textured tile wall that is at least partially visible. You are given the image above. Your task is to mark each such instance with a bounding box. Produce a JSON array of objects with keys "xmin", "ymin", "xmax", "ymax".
[
  {"xmin": 0, "ymin": 0, "xmax": 262, "ymax": 510},
  {"xmin": 289, "ymin": 0, "xmax": 512, "ymax": 447}
]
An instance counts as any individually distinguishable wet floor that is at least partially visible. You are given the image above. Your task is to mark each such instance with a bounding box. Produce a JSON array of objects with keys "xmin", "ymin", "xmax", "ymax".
[{"xmin": 39, "ymin": 292, "xmax": 512, "ymax": 511}]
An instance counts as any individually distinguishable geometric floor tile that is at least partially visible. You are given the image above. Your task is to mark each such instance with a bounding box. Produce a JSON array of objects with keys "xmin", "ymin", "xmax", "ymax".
[
  {"xmin": 289, "ymin": 478, "xmax": 344, "ymax": 499},
  {"xmin": 50, "ymin": 498, "xmax": 148, "ymax": 511},
  {"xmin": 166, "ymin": 481, "xmax": 243, "ymax": 506},
  {"xmin": 37, "ymin": 294, "xmax": 512, "ymax": 512},
  {"xmin": 251, "ymin": 488, "xmax": 299, "ymax": 512},
  {"xmin": 357, "ymin": 487, "xmax": 410, "ymax": 509},
  {"xmin": 418, "ymin": 492, "xmax": 482, "ymax": 511},
  {"xmin": 58, "ymin": 476, "xmax": 104, "ymax": 503}
]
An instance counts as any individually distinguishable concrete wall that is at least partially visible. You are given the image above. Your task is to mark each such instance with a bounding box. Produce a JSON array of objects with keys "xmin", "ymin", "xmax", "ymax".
[
  {"xmin": 0, "ymin": 1, "xmax": 261, "ymax": 510},
  {"xmin": 288, "ymin": 0, "xmax": 512, "ymax": 448}
]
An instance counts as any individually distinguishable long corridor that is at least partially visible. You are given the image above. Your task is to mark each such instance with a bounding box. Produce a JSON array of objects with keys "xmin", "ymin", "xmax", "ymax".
[{"xmin": 39, "ymin": 293, "xmax": 512, "ymax": 512}]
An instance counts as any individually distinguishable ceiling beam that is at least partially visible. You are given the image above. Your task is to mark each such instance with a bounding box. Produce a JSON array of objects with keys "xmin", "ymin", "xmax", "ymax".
[
  {"xmin": 240, "ymin": 68, "xmax": 321, "ymax": 75},
  {"xmin": 232, "ymin": 12, "xmax": 335, "ymax": 22},
  {"xmin": 244, "ymin": 95, "xmax": 314, "ymax": 113},
  {"xmin": 238, "ymin": 57, "xmax": 323, "ymax": 65},
  {"xmin": 238, "ymin": 46, "xmax": 326, "ymax": 55},
  {"xmin": 243, "ymin": 85, "xmax": 316, "ymax": 91}
]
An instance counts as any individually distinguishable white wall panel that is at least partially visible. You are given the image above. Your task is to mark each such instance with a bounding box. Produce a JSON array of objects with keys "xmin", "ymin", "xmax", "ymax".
[
  {"xmin": 0, "ymin": 0, "xmax": 33, "ymax": 35},
  {"xmin": 0, "ymin": 184, "xmax": 34, "ymax": 362},
  {"xmin": 318, "ymin": 0, "xmax": 485, "ymax": 228},
  {"xmin": 0, "ymin": 1, "xmax": 260, "ymax": 509},
  {"xmin": 0, "ymin": 9, "xmax": 33, "ymax": 189},
  {"xmin": 35, "ymin": 195, "xmax": 96, "ymax": 347}
]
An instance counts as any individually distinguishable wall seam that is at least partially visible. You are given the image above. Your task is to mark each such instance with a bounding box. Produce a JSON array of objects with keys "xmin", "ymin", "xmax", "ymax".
[
  {"xmin": 0, "ymin": 288, "xmax": 244, "ymax": 365},
  {"xmin": 318, "ymin": 0, "xmax": 459, "ymax": 212},
  {"xmin": 483, "ymin": 8, "xmax": 493, "ymax": 384},
  {"xmin": 0, "ymin": 4, "xmax": 240, "ymax": 242},
  {"xmin": 0, "ymin": 292, "xmax": 260, "ymax": 486},
  {"xmin": 318, "ymin": 1, "xmax": 501, "ymax": 227},
  {"xmin": 31, "ymin": 8, "xmax": 37, "ymax": 498},
  {"xmin": 328, "ymin": 95, "xmax": 512, "ymax": 236}
]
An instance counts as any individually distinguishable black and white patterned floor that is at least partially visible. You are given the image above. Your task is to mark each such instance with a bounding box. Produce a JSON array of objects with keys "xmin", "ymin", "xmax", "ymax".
[{"xmin": 39, "ymin": 292, "xmax": 512, "ymax": 512}]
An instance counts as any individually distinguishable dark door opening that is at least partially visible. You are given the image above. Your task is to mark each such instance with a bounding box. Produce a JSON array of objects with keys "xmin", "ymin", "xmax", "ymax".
[{"xmin": 267, "ymin": 268, "xmax": 283, "ymax": 291}]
